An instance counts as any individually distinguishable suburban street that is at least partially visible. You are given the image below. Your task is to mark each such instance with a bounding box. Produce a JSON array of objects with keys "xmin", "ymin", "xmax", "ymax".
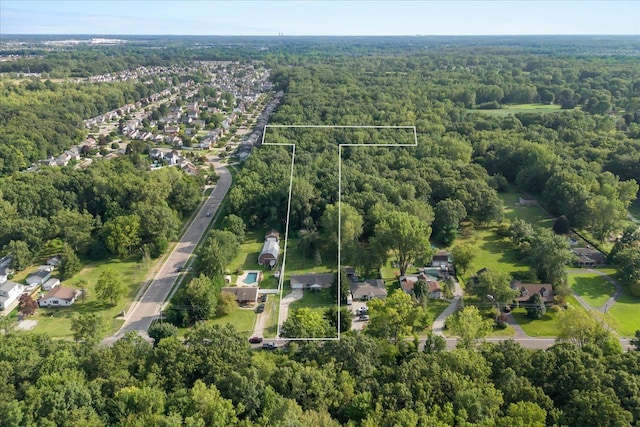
[{"xmin": 104, "ymin": 159, "xmax": 232, "ymax": 343}]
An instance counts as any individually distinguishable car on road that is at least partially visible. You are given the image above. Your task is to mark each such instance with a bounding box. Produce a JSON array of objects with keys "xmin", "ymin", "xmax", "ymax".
[
  {"xmin": 255, "ymin": 303, "xmax": 265, "ymax": 313},
  {"xmin": 262, "ymin": 342, "xmax": 279, "ymax": 350},
  {"xmin": 206, "ymin": 211, "xmax": 212, "ymax": 217},
  {"xmin": 249, "ymin": 336, "xmax": 263, "ymax": 344}
]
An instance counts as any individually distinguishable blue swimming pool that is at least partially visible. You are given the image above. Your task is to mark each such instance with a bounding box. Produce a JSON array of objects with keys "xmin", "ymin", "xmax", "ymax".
[{"xmin": 244, "ymin": 272, "xmax": 259, "ymax": 284}]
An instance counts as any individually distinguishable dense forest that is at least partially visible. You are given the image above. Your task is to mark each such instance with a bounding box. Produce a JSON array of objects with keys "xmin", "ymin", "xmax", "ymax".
[{"xmin": 1, "ymin": 327, "xmax": 640, "ymax": 426}]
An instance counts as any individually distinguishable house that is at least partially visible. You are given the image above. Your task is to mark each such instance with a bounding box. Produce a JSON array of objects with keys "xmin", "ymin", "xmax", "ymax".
[
  {"xmin": 164, "ymin": 151, "xmax": 181, "ymax": 165},
  {"xmin": 38, "ymin": 286, "xmax": 79, "ymax": 307},
  {"xmin": 518, "ymin": 197, "xmax": 538, "ymax": 207},
  {"xmin": 351, "ymin": 279, "xmax": 387, "ymax": 300},
  {"xmin": 221, "ymin": 286, "xmax": 259, "ymax": 304},
  {"xmin": 26, "ymin": 269, "xmax": 52, "ymax": 286},
  {"xmin": 572, "ymin": 247, "xmax": 607, "ymax": 266},
  {"xmin": 42, "ymin": 278, "xmax": 61, "ymax": 292},
  {"xmin": 47, "ymin": 255, "xmax": 62, "ymax": 267},
  {"xmin": 0, "ymin": 256, "xmax": 13, "ymax": 284},
  {"xmin": 399, "ymin": 272, "xmax": 442, "ymax": 298},
  {"xmin": 431, "ymin": 250, "xmax": 452, "ymax": 268},
  {"xmin": 0, "ymin": 280, "xmax": 24, "ymax": 311},
  {"xmin": 258, "ymin": 230, "xmax": 280, "ymax": 267},
  {"xmin": 290, "ymin": 273, "xmax": 335, "ymax": 290},
  {"xmin": 511, "ymin": 281, "xmax": 554, "ymax": 305}
]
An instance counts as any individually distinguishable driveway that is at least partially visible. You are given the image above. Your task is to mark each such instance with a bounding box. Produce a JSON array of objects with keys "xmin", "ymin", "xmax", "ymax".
[
  {"xmin": 277, "ymin": 289, "xmax": 303, "ymax": 337},
  {"xmin": 104, "ymin": 159, "xmax": 232, "ymax": 344}
]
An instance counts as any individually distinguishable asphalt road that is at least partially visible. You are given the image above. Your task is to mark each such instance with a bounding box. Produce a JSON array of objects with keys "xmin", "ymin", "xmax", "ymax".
[{"xmin": 105, "ymin": 160, "xmax": 232, "ymax": 343}]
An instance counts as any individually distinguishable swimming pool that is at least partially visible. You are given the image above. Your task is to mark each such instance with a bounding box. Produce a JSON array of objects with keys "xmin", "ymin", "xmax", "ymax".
[{"xmin": 244, "ymin": 272, "xmax": 259, "ymax": 284}]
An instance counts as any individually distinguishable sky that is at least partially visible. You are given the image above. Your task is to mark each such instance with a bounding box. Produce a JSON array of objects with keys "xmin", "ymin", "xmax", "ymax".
[{"xmin": 1, "ymin": 1, "xmax": 639, "ymax": 36}]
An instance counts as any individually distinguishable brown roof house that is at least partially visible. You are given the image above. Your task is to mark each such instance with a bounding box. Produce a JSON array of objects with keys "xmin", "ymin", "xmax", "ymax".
[
  {"xmin": 399, "ymin": 273, "xmax": 443, "ymax": 299},
  {"xmin": 221, "ymin": 287, "xmax": 259, "ymax": 304},
  {"xmin": 351, "ymin": 279, "xmax": 387, "ymax": 301},
  {"xmin": 572, "ymin": 247, "xmax": 607, "ymax": 267},
  {"xmin": 39, "ymin": 286, "xmax": 80, "ymax": 307},
  {"xmin": 511, "ymin": 281, "xmax": 554, "ymax": 306},
  {"xmin": 258, "ymin": 230, "xmax": 280, "ymax": 268}
]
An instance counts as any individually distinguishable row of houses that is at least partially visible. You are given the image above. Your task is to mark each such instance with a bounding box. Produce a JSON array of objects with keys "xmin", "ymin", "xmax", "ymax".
[{"xmin": 0, "ymin": 255, "xmax": 80, "ymax": 313}]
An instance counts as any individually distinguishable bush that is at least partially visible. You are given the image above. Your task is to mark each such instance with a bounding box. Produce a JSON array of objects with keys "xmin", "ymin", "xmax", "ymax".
[
  {"xmin": 629, "ymin": 281, "xmax": 640, "ymax": 297},
  {"xmin": 148, "ymin": 322, "xmax": 178, "ymax": 345},
  {"xmin": 496, "ymin": 222, "xmax": 511, "ymax": 237}
]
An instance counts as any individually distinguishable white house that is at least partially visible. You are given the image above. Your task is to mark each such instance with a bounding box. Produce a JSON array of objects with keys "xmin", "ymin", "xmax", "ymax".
[
  {"xmin": 0, "ymin": 280, "xmax": 24, "ymax": 311},
  {"xmin": 42, "ymin": 278, "xmax": 61, "ymax": 292},
  {"xmin": 38, "ymin": 286, "xmax": 79, "ymax": 307}
]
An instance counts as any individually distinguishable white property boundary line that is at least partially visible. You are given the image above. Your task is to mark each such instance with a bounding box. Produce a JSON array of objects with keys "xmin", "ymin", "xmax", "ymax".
[{"xmin": 261, "ymin": 125, "xmax": 418, "ymax": 341}]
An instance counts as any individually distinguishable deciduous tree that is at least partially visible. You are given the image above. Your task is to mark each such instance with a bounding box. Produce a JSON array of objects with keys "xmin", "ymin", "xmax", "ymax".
[
  {"xmin": 95, "ymin": 269, "xmax": 126, "ymax": 306},
  {"xmin": 451, "ymin": 244, "xmax": 476, "ymax": 276},
  {"xmin": 447, "ymin": 306, "xmax": 493, "ymax": 349},
  {"xmin": 18, "ymin": 294, "xmax": 37, "ymax": 316}
]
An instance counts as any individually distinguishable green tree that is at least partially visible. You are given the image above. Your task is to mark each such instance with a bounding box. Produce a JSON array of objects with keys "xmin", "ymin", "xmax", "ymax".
[
  {"xmin": 216, "ymin": 291, "xmax": 238, "ymax": 317},
  {"xmin": 529, "ymin": 228, "xmax": 575, "ymax": 285},
  {"xmin": 371, "ymin": 208, "xmax": 432, "ymax": 276},
  {"xmin": 432, "ymin": 199, "xmax": 467, "ymax": 245},
  {"xmin": 103, "ymin": 214, "xmax": 142, "ymax": 258},
  {"xmin": 71, "ymin": 312, "xmax": 106, "ymax": 345},
  {"xmin": 525, "ymin": 292, "xmax": 546, "ymax": 319},
  {"xmin": 324, "ymin": 306, "xmax": 352, "ymax": 335},
  {"xmin": 186, "ymin": 380, "xmax": 239, "ymax": 427},
  {"xmin": 281, "ymin": 308, "xmax": 331, "ymax": 338},
  {"xmin": 473, "ymin": 269, "xmax": 518, "ymax": 307},
  {"xmin": 447, "ymin": 306, "xmax": 493, "ymax": 349},
  {"xmin": 497, "ymin": 401, "xmax": 547, "ymax": 427},
  {"xmin": 587, "ymin": 195, "xmax": 626, "ymax": 242},
  {"xmin": 2, "ymin": 240, "xmax": 32, "ymax": 271},
  {"xmin": 552, "ymin": 215, "xmax": 571, "ymax": 235},
  {"xmin": 221, "ymin": 214, "xmax": 246, "ymax": 242},
  {"xmin": 58, "ymin": 243, "xmax": 81, "ymax": 280},
  {"xmin": 196, "ymin": 230, "xmax": 240, "ymax": 277},
  {"xmin": 51, "ymin": 209, "xmax": 95, "ymax": 253},
  {"xmin": 330, "ymin": 270, "xmax": 351, "ymax": 304},
  {"xmin": 451, "ymin": 244, "xmax": 476, "ymax": 276},
  {"xmin": 556, "ymin": 307, "xmax": 620, "ymax": 353},
  {"xmin": 95, "ymin": 269, "xmax": 126, "ymax": 306},
  {"xmin": 147, "ymin": 322, "xmax": 178, "ymax": 346},
  {"xmin": 320, "ymin": 202, "xmax": 363, "ymax": 255},
  {"xmin": 366, "ymin": 289, "xmax": 426, "ymax": 343},
  {"xmin": 563, "ymin": 388, "xmax": 633, "ymax": 427},
  {"xmin": 185, "ymin": 274, "xmax": 219, "ymax": 321},
  {"xmin": 614, "ymin": 247, "xmax": 640, "ymax": 284}
]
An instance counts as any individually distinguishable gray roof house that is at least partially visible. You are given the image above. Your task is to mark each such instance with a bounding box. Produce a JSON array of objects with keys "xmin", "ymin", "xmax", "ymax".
[
  {"xmin": 290, "ymin": 273, "xmax": 335, "ymax": 290},
  {"xmin": 351, "ymin": 279, "xmax": 387, "ymax": 300},
  {"xmin": 0, "ymin": 280, "xmax": 24, "ymax": 311},
  {"xmin": 26, "ymin": 270, "xmax": 52, "ymax": 286},
  {"xmin": 258, "ymin": 230, "xmax": 280, "ymax": 267}
]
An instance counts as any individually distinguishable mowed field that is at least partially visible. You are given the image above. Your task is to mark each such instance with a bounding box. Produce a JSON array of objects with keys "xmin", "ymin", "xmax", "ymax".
[{"xmin": 467, "ymin": 103, "xmax": 563, "ymax": 117}]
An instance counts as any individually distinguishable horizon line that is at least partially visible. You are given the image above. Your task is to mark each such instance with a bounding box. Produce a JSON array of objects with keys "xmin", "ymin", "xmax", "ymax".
[{"xmin": 2, "ymin": 33, "xmax": 639, "ymax": 38}]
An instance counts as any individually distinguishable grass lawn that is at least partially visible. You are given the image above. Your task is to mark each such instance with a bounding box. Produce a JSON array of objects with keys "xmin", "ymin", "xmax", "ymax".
[
  {"xmin": 289, "ymin": 288, "xmax": 335, "ymax": 315},
  {"xmin": 208, "ymin": 308, "xmax": 256, "ymax": 336},
  {"xmin": 605, "ymin": 292, "xmax": 640, "ymax": 337},
  {"xmin": 456, "ymin": 228, "xmax": 530, "ymax": 280},
  {"xmin": 425, "ymin": 300, "xmax": 450, "ymax": 323},
  {"xmin": 23, "ymin": 256, "xmax": 150, "ymax": 338},
  {"xmin": 499, "ymin": 186, "xmax": 553, "ymax": 230},
  {"xmin": 568, "ymin": 273, "xmax": 615, "ymax": 308},
  {"xmin": 467, "ymin": 103, "xmax": 562, "ymax": 117},
  {"xmin": 512, "ymin": 295, "xmax": 585, "ymax": 337},
  {"xmin": 281, "ymin": 237, "xmax": 336, "ymax": 277}
]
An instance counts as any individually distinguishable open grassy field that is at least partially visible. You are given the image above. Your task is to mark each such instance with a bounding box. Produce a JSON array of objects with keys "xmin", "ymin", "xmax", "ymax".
[
  {"xmin": 22, "ymin": 256, "xmax": 150, "ymax": 338},
  {"xmin": 512, "ymin": 295, "xmax": 585, "ymax": 337},
  {"xmin": 605, "ymin": 292, "xmax": 640, "ymax": 337},
  {"xmin": 568, "ymin": 273, "xmax": 615, "ymax": 308},
  {"xmin": 500, "ymin": 187, "xmax": 554, "ymax": 229},
  {"xmin": 289, "ymin": 288, "xmax": 334, "ymax": 315},
  {"xmin": 468, "ymin": 103, "xmax": 562, "ymax": 117},
  {"xmin": 208, "ymin": 307, "xmax": 256, "ymax": 336}
]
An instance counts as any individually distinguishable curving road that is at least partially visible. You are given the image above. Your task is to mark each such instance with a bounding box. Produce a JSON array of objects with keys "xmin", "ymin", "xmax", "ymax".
[{"xmin": 104, "ymin": 160, "xmax": 232, "ymax": 344}]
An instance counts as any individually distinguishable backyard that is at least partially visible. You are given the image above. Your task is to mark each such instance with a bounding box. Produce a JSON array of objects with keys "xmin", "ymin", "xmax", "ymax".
[{"xmin": 19, "ymin": 256, "xmax": 150, "ymax": 338}]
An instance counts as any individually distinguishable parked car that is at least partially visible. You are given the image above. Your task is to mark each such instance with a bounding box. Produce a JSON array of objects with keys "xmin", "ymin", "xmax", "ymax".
[
  {"xmin": 356, "ymin": 307, "xmax": 368, "ymax": 315},
  {"xmin": 255, "ymin": 303, "xmax": 265, "ymax": 313},
  {"xmin": 260, "ymin": 294, "xmax": 268, "ymax": 303},
  {"xmin": 249, "ymin": 336, "xmax": 263, "ymax": 344},
  {"xmin": 262, "ymin": 342, "xmax": 279, "ymax": 350},
  {"xmin": 358, "ymin": 315, "xmax": 370, "ymax": 321}
]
